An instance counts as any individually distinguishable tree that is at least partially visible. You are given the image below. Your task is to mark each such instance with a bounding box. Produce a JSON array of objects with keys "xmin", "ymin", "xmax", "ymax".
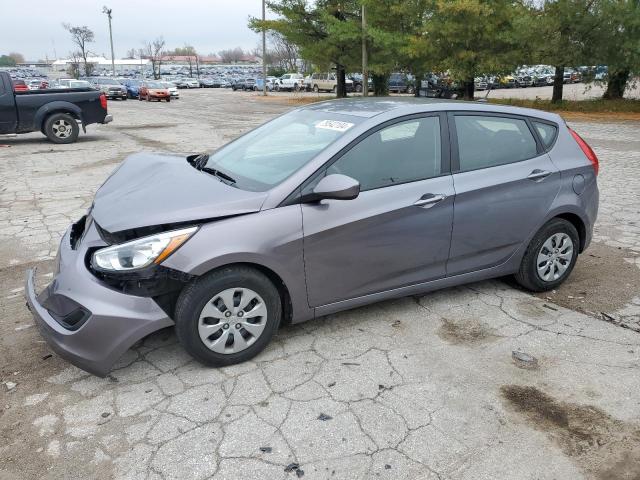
[
  {"xmin": 0, "ymin": 55, "xmax": 17, "ymax": 66},
  {"xmin": 408, "ymin": 0, "xmax": 522, "ymax": 100},
  {"xmin": 63, "ymin": 24, "xmax": 95, "ymax": 76},
  {"xmin": 142, "ymin": 37, "xmax": 166, "ymax": 79},
  {"xmin": 268, "ymin": 32, "xmax": 300, "ymax": 72},
  {"xmin": 8, "ymin": 52, "xmax": 25, "ymax": 64},
  {"xmin": 527, "ymin": 0, "xmax": 605, "ymax": 103},
  {"xmin": 597, "ymin": 0, "xmax": 640, "ymax": 99},
  {"xmin": 168, "ymin": 45, "xmax": 199, "ymax": 76},
  {"xmin": 250, "ymin": 0, "xmax": 361, "ymax": 98},
  {"xmin": 218, "ymin": 47, "xmax": 245, "ymax": 63},
  {"xmin": 126, "ymin": 48, "xmax": 137, "ymax": 59}
]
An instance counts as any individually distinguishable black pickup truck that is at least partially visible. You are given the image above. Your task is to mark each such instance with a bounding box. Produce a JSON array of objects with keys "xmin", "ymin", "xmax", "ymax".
[{"xmin": 0, "ymin": 72, "xmax": 112, "ymax": 144}]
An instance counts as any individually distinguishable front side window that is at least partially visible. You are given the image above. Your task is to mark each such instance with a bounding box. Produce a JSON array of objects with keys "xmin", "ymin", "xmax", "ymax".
[
  {"xmin": 455, "ymin": 115, "xmax": 538, "ymax": 172},
  {"xmin": 326, "ymin": 116, "xmax": 441, "ymax": 191}
]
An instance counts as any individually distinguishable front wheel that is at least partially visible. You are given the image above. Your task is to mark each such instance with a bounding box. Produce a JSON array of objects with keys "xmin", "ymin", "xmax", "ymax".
[
  {"xmin": 514, "ymin": 218, "xmax": 580, "ymax": 292},
  {"xmin": 175, "ymin": 267, "xmax": 282, "ymax": 367},
  {"xmin": 44, "ymin": 112, "xmax": 79, "ymax": 144}
]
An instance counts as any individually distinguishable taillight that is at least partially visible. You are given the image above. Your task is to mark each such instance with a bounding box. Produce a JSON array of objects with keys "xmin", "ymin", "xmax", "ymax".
[
  {"xmin": 568, "ymin": 127, "xmax": 599, "ymax": 176},
  {"xmin": 99, "ymin": 93, "xmax": 108, "ymax": 110}
]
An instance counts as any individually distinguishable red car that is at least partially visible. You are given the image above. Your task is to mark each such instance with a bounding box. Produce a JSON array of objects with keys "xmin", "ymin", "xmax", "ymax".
[
  {"xmin": 12, "ymin": 79, "xmax": 28, "ymax": 92},
  {"xmin": 139, "ymin": 81, "xmax": 171, "ymax": 102}
]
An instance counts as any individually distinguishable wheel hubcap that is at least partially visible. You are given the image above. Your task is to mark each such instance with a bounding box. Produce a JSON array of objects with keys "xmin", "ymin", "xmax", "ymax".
[
  {"xmin": 536, "ymin": 233, "xmax": 574, "ymax": 282},
  {"xmin": 198, "ymin": 288, "xmax": 267, "ymax": 354},
  {"xmin": 52, "ymin": 119, "xmax": 72, "ymax": 138}
]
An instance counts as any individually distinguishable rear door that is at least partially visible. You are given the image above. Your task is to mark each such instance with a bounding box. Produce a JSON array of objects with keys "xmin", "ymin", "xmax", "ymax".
[
  {"xmin": 302, "ymin": 113, "xmax": 454, "ymax": 307},
  {"xmin": 447, "ymin": 112, "xmax": 561, "ymax": 275},
  {"xmin": 0, "ymin": 74, "xmax": 17, "ymax": 134}
]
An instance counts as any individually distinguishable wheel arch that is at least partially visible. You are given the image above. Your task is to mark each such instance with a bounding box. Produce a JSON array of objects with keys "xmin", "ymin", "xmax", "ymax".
[
  {"xmin": 195, "ymin": 261, "xmax": 294, "ymax": 326},
  {"xmin": 36, "ymin": 102, "xmax": 84, "ymax": 132},
  {"xmin": 553, "ymin": 212, "xmax": 587, "ymax": 253}
]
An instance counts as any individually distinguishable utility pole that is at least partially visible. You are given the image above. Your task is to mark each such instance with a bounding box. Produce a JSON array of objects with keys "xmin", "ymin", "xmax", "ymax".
[
  {"xmin": 361, "ymin": 4, "xmax": 368, "ymax": 97},
  {"xmin": 262, "ymin": 0, "xmax": 267, "ymax": 96},
  {"xmin": 102, "ymin": 6, "xmax": 116, "ymax": 77}
]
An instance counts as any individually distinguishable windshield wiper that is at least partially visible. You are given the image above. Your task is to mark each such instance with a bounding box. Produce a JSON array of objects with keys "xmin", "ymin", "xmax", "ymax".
[
  {"xmin": 187, "ymin": 153, "xmax": 236, "ymax": 185},
  {"xmin": 200, "ymin": 167, "xmax": 236, "ymax": 185}
]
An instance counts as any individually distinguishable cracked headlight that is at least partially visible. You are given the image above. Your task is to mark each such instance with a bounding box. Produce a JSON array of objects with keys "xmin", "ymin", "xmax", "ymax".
[{"xmin": 92, "ymin": 227, "xmax": 197, "ymax": 272}]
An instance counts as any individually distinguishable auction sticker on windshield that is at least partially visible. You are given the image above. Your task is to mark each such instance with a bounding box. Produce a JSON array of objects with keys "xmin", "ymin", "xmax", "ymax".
[{"xmin": 315, "ymin": 120, "xmax": 354, "ymax": 132}]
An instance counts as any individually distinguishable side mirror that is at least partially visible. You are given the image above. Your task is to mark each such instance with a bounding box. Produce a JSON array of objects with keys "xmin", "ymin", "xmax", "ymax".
[{"xmin": 302, "ymin": 174, "xmax": 360, "ymax": 203}]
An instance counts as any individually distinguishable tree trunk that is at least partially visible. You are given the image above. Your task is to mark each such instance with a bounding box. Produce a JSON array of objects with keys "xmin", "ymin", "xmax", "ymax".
[
  {"xmin": 603, "ymin": 69, "xmax": 630, "ymax": 99},
  {"xmin": 462, "ymin": 78, "xmax": 475, "ymax": 100},
  {"xmin": 336, "ymin": 65, "xmax": 347, "ymax": 98},
  {"xmin": 413, "ymin": 72, "xmax": 423, "ymax": 97},
  {"xmin": 551, "ymin": 66, "xmax": 564, "ymax": 103},
  {"xmin": 372, "ymin": 73, "xmax": 389, "ymax": 96}
]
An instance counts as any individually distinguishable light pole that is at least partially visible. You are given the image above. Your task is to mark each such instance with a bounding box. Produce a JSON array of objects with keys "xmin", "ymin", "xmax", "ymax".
[
  {"xmin": 102, "ymin": 6, "xmax": 116, "ymax": 77},
  {"xmin": 362, "ymin": 4, "xmax": 368, "ymax": 97},
  {"xmin": 262, "ymin": 0, "xmax": 267, "ymax": 96}
]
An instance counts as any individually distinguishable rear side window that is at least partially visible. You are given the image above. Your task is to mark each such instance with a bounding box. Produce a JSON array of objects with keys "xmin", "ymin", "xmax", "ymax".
[
  {"xmin": 533, "ymin": 121, "xmax": 558, "ymax": 149},
  {"xmin": 326, "ymin": 116, "xmax": 441, "ymax": 191},
  {"xmin": 455, "ymin": 115, "xmax": 538, "ymax": 172}
]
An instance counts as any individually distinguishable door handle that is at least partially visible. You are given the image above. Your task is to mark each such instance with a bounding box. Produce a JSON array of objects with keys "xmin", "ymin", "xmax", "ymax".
[
  {"xmin": 414, "ymin": 194, "xmax": 447, "ymax": 208},
  {"xmin": 527, "ymin": 169, "xmax": 552, "ymax": 181}
]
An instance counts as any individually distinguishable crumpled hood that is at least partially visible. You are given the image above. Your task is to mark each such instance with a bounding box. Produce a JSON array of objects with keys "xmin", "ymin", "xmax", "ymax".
[{"xmin": 92, "ymin": 152, "xmax": 267, "ymax": 233}]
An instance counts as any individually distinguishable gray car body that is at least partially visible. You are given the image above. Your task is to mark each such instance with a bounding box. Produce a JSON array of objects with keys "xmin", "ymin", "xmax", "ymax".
[{"xmin": 26, "ymin": 98, "xmax": 599, "ymax": 376}]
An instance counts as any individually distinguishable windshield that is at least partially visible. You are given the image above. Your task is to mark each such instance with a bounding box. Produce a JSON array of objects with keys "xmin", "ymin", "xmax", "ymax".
[
  {"xmin": 205, "ymin": 109, "xmax": 362, "ymax": 191},
  {"xmin": 145, "ymin": 82, "xmax": 164, "ymax": 88},
  {"xmin": 70, "ymin": 81, "xmax": 91, "ymax": 88},
  {"xmin": 99, "ymin": 78, "xmax": 120, "ymax": 85}
]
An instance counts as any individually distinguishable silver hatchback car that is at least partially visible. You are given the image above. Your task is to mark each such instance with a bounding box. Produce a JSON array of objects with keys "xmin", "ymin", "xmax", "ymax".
[{"xmin": 26, "ymin": 98, "xmax": 599, "ymax": 376}]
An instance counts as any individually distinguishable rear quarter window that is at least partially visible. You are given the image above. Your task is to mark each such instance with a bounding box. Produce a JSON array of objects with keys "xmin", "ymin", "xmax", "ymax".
[{"xmin": 533, "ymin": 121, "xmax": 558, "ymax": 150}]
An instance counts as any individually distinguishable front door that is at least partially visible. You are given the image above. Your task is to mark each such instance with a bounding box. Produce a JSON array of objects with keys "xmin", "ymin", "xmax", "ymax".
[
  {"xmin": 447, "ymin": 113, "xmax": 562, "ymax": 275},
  {"xmin": 0, "ymin": 75, "xmax": 17, "ymax": 134},
  {"xmin": 302, "ymin": 114, "xmax": 454, "ymax": 307}
]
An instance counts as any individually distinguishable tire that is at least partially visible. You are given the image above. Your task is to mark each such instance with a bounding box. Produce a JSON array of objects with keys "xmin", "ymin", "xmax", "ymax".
[
  {"xmin": 514, "ymin": 218, "xmax": 580, "ymax": 292},
  {"xmin": 313, "ymin": 84, "xmax": 319, "ymax": 93},
  {"xmin": 166, "ymin": 97, "xmax": 170, "ymax": 102},
  {"xmin": 407, "ymin": 85, "xmax": 415, "ymax": 94},
  {"xmin": 355, "ymin": 84, "xmax": 363, "ymax": 93},
  {"xmin": 147, "ymin": 95, "xmax": 152, "ymax": 102},
  {"xmin": 43, "ymin": 112, "xmax": 79, "ymax": 144},
  {"xmin": 175, "ymin": 266, "xmax": 282, "ymax": 367},
  {"xmin": 332, "ymin": 85, "xmax": 337, "ymax": 93}
]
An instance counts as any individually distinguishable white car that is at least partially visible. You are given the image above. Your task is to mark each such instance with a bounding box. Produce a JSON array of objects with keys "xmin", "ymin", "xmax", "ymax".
[
  {"xmin": 184, "ymin": 78, "xmax": 200, "ymax": 88},
  {"xmin": 275, "ymin": 73, "xmax": 305, "ymax": 92},
  {"xmin": 162, "ymin": 82, "xmax": 180, "ymax": 98}
]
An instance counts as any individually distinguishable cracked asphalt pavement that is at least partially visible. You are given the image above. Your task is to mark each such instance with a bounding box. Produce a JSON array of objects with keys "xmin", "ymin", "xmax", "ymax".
[{"xmin": 1, "ymin": 89, "xmax": 639, "ymax": 479}]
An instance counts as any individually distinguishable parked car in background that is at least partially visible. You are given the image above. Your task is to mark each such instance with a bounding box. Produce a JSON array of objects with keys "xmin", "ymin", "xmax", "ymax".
[
  {"xmin": 254, "ymin": 77, "xmax": 276, "ymax": 92},
  {"xmin": 139, "ymin": 81, "xmax": 171, "ymax": 102},
  {"xmin": 184, "ymin": 78, "xmax": 200, "ymax": 88},
  {"xmin": 25, "ymin": 98, "xmax": 600, "ymax": 376},
  {"xmin": 122, "ymin": 79, "xmax": 142, "ymax": 98},
  {"xmin": 274, "ymin": 73, "xmax": 305, "ymax": 92},
  {"xmin": 474, "ymin": 77, "xmax": 488, "ymax": 91},
  {"xmin": 388, "ymin": 73, "xmax": 415, "ymax": 94},
  {"xmin": 161, "ymin": 81, "xmax": 180, "ymax": 99},
  {"xmin": 349, "ymin": 73, "xmax": 372, "ymax": 93},
  {"xmin": 90, "ymin": 78, "xmax": 128, "ymax": 100},
  {"xmin": 232, "ymin": 78, "xmax": 256, "ymax": 91},
  {"xmin": 68, "ymin": 80, "xmax": 94, "ymax": 89},
  {"xmin": 496, "ymin": 75, "xmax": 517, "ymax": 88},
  {"xmin": 12, "ymin": 79, "xmax": 28, "ymax": 92},
  {"xmin": 200, "ymin": 78, "xmax": 216, "ymax": 88},
  {"xmin": 516, "ymin": 75, "xmax": 533, "ymax": 87},
  {"xmin": 307, "ymin": 73, "xmax": 354, "ymax": 93},
  {"xmin": 0, "ymin": 71, "xmax": 112, "ymax": 144}
]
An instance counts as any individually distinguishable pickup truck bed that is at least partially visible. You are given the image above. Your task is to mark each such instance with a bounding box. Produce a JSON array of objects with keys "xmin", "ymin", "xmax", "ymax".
[{"xmin": 0, "ymin": 72, "xmax": 112, "ymax": 144}]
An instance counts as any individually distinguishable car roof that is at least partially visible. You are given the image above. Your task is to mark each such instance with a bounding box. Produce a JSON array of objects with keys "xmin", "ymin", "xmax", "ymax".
[{"xmin": 302, "ymin": 97, "xmax": 563, "ymax": 122}]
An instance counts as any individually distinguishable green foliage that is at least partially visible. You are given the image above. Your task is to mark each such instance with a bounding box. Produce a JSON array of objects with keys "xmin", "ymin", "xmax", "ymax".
[{"xmin": 0, "ymin": 55, "xmax": 17, "ymax": 66}]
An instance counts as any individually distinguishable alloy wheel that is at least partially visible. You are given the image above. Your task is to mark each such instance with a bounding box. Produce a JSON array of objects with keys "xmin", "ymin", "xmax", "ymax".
[
  {"xmin": 51, "ymin": 119, "xmax": 73, "ymax": 139},
  {"xmin": 198, "ymin": 287, "xmax": 268, "ymax": 354},
  {"xmin": 536, "ymin": 233, "xmax": 574, "ymax": 282}
]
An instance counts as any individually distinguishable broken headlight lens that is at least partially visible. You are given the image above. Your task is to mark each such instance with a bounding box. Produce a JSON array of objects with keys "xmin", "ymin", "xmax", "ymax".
[{"xmin": 92, "ymin": 227, "xmax": 197, "ymax": 272}]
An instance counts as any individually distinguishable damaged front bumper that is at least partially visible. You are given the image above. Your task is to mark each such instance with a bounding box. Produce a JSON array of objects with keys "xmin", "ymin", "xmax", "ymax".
[{"xmin": 25, "ymin": 220, "xmax": 174, "ymax": 377}]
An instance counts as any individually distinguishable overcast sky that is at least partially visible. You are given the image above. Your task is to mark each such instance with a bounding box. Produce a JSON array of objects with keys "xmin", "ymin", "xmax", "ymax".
[{"xmin": 1, "ymin": 0, "xmax": 272, "ymax": 61}]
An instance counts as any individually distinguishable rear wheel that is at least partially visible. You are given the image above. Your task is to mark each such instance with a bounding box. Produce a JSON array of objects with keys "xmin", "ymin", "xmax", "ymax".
[
  {"xmin": 175, "ymin": 266, "xmax": 282, "ymax": 367},
  {"xmin": 514, "ymin": 218, "xmax": 579, "ymax": 292},
  {"xmin": 44, "ymin": 113, "xmax": 79, "ymax": 144}
]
